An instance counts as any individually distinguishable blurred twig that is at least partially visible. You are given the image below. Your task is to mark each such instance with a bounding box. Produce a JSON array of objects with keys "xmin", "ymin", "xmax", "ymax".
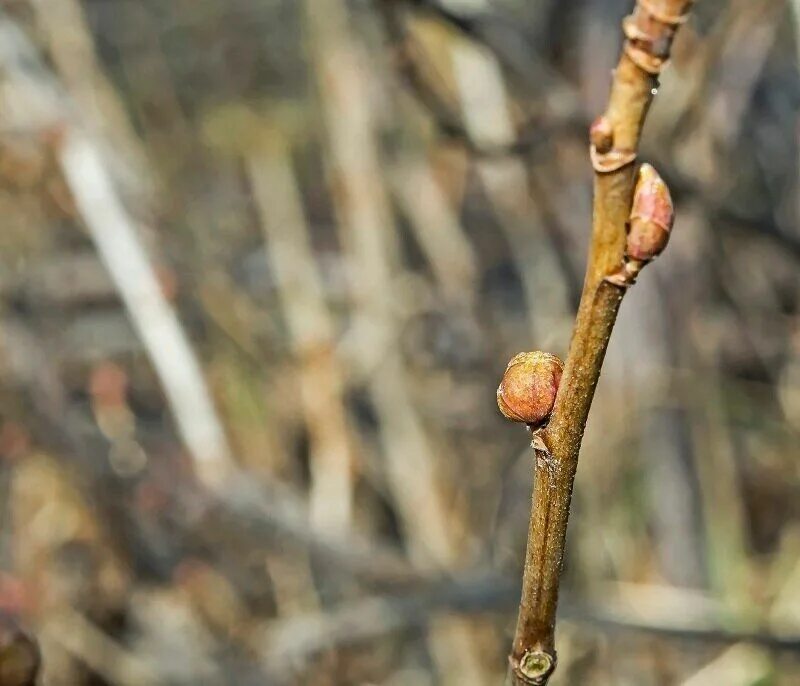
[
  {"xmin": 249, "ymin": 133, "xmax": 357, "ymax": 536},
  {"xmin": 305, "ymin": 1, "xmax": 493, "ymax": 682},
  {"xmin": 260, "ymin": 573, "xmax": 800, "ymax": 679},
  {"xmin": 391, "ymin": 157, "xmax": 479, "ymax": 305},
  {"xmin": 0, "ymin": 10, "xmax": 236, "ymax": 489},
  {"xmin": 59, "ymin": 135, "xmax": 238, "ymax": 489},
  {"xmin": 389, "ymin": 0, "xmax": 578, "ymax": 100},
  {"xmin": 377, "ymin": 0, "xmax": 579, "ymax": 158},
  {"xmin": 40, "ymin": 608, "xmax": 160, "ymax": 686}
]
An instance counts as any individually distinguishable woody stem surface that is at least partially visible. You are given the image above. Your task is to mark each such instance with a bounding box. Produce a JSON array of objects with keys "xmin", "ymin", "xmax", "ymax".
[{"xmin": 507, "ymin": 2, "xmax": 697, "ymax": 683}]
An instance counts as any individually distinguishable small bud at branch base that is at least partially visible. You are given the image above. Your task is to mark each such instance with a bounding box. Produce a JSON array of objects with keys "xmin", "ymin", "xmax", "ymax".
[{"xmin": 589, "ymin": 116, "xmax": 613, "ymax": 154}]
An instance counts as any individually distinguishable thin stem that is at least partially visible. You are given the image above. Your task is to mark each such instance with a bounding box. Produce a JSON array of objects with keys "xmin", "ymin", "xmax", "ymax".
[
  {"xmin": 509, "ymin": 283, "xmax": 624, "ymax": 684},
  {"xmin": 508, "ymin": 1, "xmax": 697, "ymax": 683}
]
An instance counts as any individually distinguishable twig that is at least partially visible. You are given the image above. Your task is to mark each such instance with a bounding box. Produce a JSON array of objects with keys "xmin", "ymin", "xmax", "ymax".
[
  {"xmin": 377, "ymin": 0, "xmax": 578, "ymax": 159},
  {"xmin": 304, "ymin": 2, "xmax": 492, "ymax": 683},
  {"xmin": 391, "ymin": 0, "xmax": 577, "ymax": 99},
  {"xmin": 40, "ymin": 608, "xmax": 160, "ymax": 686},
  {"xmin": 0, "ymin": 10, "xmax": 236, "ymax": 490},
  {"xmin": 505, "ymin": 2, "xmax": 697, "ymax": 683},
  {"xmin": 391, "ymin": 157, "xmax": 478, "ymax": 304},
  {"xmin": 445, "ymin": 10, "xmax": 573, "ymax": 342},
  {"xmin": 59, "ymin": 134, "xmax": 237, "ymax": 489},
  {"xmin": 248, "ymin": 134, "xmax": 356, "ymax": 536},
  {"xmin": 27, "ymin": 0, "xmax": 151, "ymax": 195},
  {"xmin": 259, "ymin": 573, "xmax": 800, "ymax": 679}
]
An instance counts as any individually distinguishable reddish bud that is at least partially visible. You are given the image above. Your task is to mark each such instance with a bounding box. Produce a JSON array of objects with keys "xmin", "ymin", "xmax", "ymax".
[
  {"xmin": 627, "ymin": 163, "xmax": 673, "ymax": 261},
  {"xmin": 497, "ymin": 352, "xmax": 563, "ymax": 428},
  {"xmin": 589, "ymin": 116, "xmax": 614, "ymax": 154}
]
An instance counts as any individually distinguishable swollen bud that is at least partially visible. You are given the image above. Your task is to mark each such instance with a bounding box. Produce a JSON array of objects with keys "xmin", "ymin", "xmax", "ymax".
[
  {"xmin": 627, "ymin": 163, "xmax": 674, "ymax": 261},
  {"xmin": 497, "ymin": 352, "xmax": 563, "ymax": 428}
]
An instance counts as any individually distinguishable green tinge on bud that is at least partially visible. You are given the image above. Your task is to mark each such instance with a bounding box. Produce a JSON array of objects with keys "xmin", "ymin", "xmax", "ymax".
[
  {"xmin": 497, "ymin": 351, "xmax": 563, "ymax": 428},
  {"xmin": 627, "ymin": 163, "xmax": 674, "ymax": 262}
]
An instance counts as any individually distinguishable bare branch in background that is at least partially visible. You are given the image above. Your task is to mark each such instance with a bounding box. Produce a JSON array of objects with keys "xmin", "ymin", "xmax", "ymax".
[
  {"xmin": 0, "ymin": 11, "xmax": 236, "ymax": 489},
  {"xmin": 248, "ymin": 134, "xmax": 357, "ymax": 536},
  {"xmin": 305, "ymin": 1, "xmax": 494, "ymax": 682},
  {"xmin": 59, "ymin": 135, "xmax": 237, "ymax": 489}
]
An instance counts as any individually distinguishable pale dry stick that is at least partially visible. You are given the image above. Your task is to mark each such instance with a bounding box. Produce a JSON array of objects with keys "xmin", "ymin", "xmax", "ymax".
[
  {"xmin": 40, "ymin": 608, "xmax": 160, "ymax": 686},
  {"xmin": 680, "ymin": 644, "xmax": 771, "ymax": 686},
  {"xmin": 248, "ymin": 135, "xmax": 356, "ymax": 536},
  {"xmin": 0, "ymin": 16, "xmax": 419, "ymax": 591},
  {"xmin": 672, "ymin": 0, "xmax": 781, "ymax": 187},
  {"xmin": 0, "ymin": 13, "xmax": 235, "ymax": 489},
  {"xmin": 304, "ymin": 2, "xmax": 492, "ymax": 683},
  {"xmin": 231, "ymin": 140, "xmax": 336, "ymax": 633},
  {"xmin": 392, "ymin": 158, "xmax": 479, "ymax": 306},
  {"xmin": 506, "ymin": 2, "xmax": 697, "ymax": 684},
  {"xmin": 681, "ymin": 346, "xmax": 750, "ymax": 618},
  {"xmin": 305, "ymin": 0, "xmax": 447, "ymax": 571},
  {"xmin": 28, "ymin": 0, "xmax": 150, "ymax": 196},
  {"xmin": 59, "ymin": 137, "xmax": 236, "ymax": 490},
  {"xmin": 442, "ymin": 6, "xmax": 574, "ymax": 344}
]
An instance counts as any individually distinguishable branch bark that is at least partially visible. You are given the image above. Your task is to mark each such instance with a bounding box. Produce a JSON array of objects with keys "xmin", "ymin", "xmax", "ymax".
[{"xmin": 507, "ymin": 2, "xmax": 697, "ymax": 683}]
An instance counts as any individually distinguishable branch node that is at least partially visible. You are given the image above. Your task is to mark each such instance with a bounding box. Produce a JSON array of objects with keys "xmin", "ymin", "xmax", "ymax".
[
  {"xmin": 638, "ymin": 0, "xmax": 693, "ymax": 25},
  {"xmin": 623, "ymin": 40, "xmax": 668, "ymax": 76},
  {"xmin": 590, "ymin": 145, "xmax": 637, "ymax": 173},
  {"xmin": 623, "ymin": 0, "xmax": 695, "ymax": 75},
  {"xmin": 511, "ymin": 650, "xmax": 556, "ymax": 685},
  {"xmin": 531, "ymin": 431, "xmax": 548, "ymax": 454},
  {"xmin": 604, "ymin": 259, "xmax": 644, "ymax": 288}
]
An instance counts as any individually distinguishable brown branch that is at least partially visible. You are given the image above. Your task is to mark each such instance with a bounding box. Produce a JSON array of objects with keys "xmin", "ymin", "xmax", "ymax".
[{"xmin": 506, "ymin": 1, "xmax": 697, "ymax": 684}]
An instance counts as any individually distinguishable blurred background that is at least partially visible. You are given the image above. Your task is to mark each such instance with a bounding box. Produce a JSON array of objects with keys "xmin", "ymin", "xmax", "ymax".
[{"xmin": 0, "ymin": 0, "xmax": 799, "ymax": 684}]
